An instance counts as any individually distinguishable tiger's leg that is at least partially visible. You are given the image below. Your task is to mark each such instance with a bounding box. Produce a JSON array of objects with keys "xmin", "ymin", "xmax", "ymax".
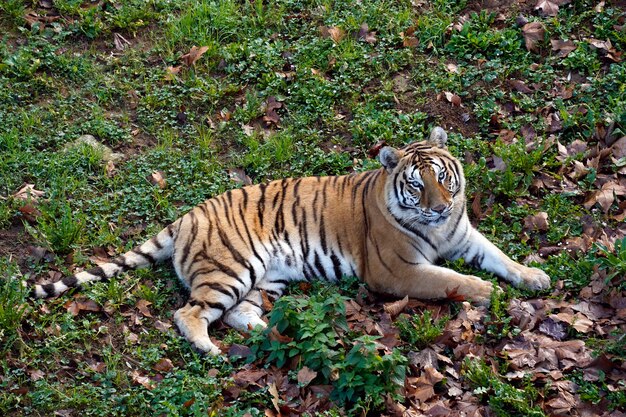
[
  {"xmin": 174, "ymin": 272, "xmax": 250, "ymax": 355},
  {"xmin": 449, "ymin": 228, "xmax": 550, "ymax": 290},
  {"xmin": 223, "ymin": 277, "xmax": 289, "ymax": 332},
  {"xmin": 366, "ymin": 263, "xmax": 494, "ymax": 305}
]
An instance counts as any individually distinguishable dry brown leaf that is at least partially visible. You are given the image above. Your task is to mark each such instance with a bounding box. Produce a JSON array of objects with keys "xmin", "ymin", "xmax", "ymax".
[
  {"xmin": 535, "ymin": 0, "xmax": 560, "ymax": 16},
  {"xmin": 263, "ymin": 96, "xmax": 283, "ymax": 126},
  {"xmin": 136, "ymin": 299, "xmax": 153, "ymax": 317},
  {"xmin": 445, "ymin": 286, "xmax": 466, "ymax": 302},
  {"xmin": 522, "ymin": 22, "xmax": 545, "ymax": 52},
  {"xmin": 583, "ymin": 181, "xmax": 626, "ymax": 212},
  {"xmin": 551, "ymin": 39, "xmax": 577, "ymax": 58},
  {"xmin": 509, "ymin": 79, "xmax": 533, "ymax": 94},
  {"xmin": 383, "ymin": 295, "xmax": 409, "ymax": 318},
  {"xmin": 260, "ymin": 289, "xmax": 274, "ymax": 312},
  {"xmin": 147, "ymin": 171, "xmax": 166, "ymax": 189},
  {"xmin": 328, "ymin": 26, "xmax": 345, "ymax": 43},
  {"xmin": 152, "ymin": 358, "xmax": 174, "ymax": 373},
  {"xmin": 268, "ymin": 382, "xmax": 280, "ymax": 413},
  {"xmin": 401, "ymin": 32, "xmax": 419, "ymax": 48},
  {"xmin": 443, "ymin": 91, "xmax": 462, "ymax": 106},
  {"xmin": 165, "ymin": 66, "xmax": 181, "ymax": 81},
  {"xmin": 357, "ymin": 23, "xmax": 377, "ymax": 44},
  {"xmin": 180, "ymin": 46, "xmax": 209, "ymax": 67},
  {"xmin": 523, "ymin": 212, "xmax": 549, "ymax": 231},
  {"xmin": 228, "ymin": 168, "xmax": 253, "ymax": 186},
  {"xmin": 64, "ymin": 298, "xmax": 101, "ymax": 316},
  {"xmin": 13, "ymin": 184, "xmax": 45, "ymax": 201},
  {"xmin": 131, "ymin": 370, "xmax": 156, "ymax": 390},
  {"xmin": 587, "ymin": 38, "xmax": 622, "ymax": 62},
  {"xmin": 297, "ymin": 366, "xmax": 318, "ymax": 387}
]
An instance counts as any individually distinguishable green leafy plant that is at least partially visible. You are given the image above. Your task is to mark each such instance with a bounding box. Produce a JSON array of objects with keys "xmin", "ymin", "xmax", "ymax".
[
  {"xmin": 596, "ymin": 237, "xmax": 626, "ymax": 290},
  {"xmin": 29, "ymin": 202, "xmax": 85, "ymax": 255},
  {"xmin": 396, "ymin": 309, "xmax": 449, "ymax": 349},
  {"xmin": 0, "ymin": 260, "xmax": 28, "ymax": 353},
  {"xmin": 463, "ymin": 358, "xmax": 545, "ymax": 417},
  {"xmin": 247, "ymin": 289, "xmax": 406, "ymax": 412}
]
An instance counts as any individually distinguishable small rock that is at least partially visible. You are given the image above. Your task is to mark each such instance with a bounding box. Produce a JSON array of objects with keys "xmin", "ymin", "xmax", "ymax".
[{"xmin": 66, "ymin": 135, "xmax": 124, "ymax": 162}]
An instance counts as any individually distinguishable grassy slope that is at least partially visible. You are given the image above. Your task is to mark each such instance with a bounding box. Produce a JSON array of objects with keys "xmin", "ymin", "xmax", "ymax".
[{"xmin": 0, "ymin": 0, "xmax": 625, "ymax": 415}]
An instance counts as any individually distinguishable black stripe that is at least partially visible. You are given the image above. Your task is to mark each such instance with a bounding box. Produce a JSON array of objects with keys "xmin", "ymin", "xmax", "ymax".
[
  {"xmin": 196, "ymin": 281, "xmax": 240, "ymax": 299},
  {"xmin": 241, "ymin": 187, "xmax": 249, "ymax": 210},
  {"xmin": 152, "ymin": 236, "xmax": 163, "ymax": 250},
  {"xmin": 257, "ymin": 183, "xmax": 267, "ymax": 228},
  {"xmin": 242, "ymin": 298, "xmax": 262, "ymax": 309},
  {"xmin": 133, "ymin": 248, "xmax": 155, "ymax": 263},
  {"xmin": 42, "ymin": 283, "xmax": 56, "ymax": 296},
  {"xmin": 62, "ymin": 275, "xmax": 78, "ymax": 287},
  {"xmin": 319, "ymin": 213, "xmax": 328, "ymax": 255},
  {"xmin": 330, "ymin": 253, "xmax": 342, "ymax": 279},
  {"xmin": 111, "ymin": 257, "xmax": 130, "ymax": 272},
  {"xmin": 269, "ymin": 279, "xmax": 290, "ymax": 286},
  {"xmin": 179, "ymin": 211, "xmax": 198, "ymax": 271},
  {"xmin": 313, "ymin": 252, "xmax": 326, "ymax": 278},
  {"xmin": 445, "ymin": 210, "xmax": 464, "ymax": 241},
  {"xmin": 88, "ymin": 266, "xmax": 106, "ymax": 278}
]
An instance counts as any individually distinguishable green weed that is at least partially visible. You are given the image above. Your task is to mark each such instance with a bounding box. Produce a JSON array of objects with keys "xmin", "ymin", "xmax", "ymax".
[
  {"xmin": 396, "ymin": 309, "xmax": 449, "ymax": 350},
  {"xmin": 463, "ymin": 358, "xmax": 545, "ymax": 417},
  {"xmin": 0, "ymin": 259, "xmax": 28, "ymax": 353}
]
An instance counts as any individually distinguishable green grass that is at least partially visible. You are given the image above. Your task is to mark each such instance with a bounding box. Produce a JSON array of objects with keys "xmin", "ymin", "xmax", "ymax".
[{"xmin": 1, "ymin": 0, "xmax": 625, "ymax": 415}]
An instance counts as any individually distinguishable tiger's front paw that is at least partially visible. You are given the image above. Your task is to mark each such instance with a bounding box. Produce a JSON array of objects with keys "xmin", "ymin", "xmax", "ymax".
[
  {"xmin": 509, "ymin": 264, "xmax": 551, "ymax": 291},
  {"xmin": 465, "ymin": 276, "xmax": 495, "ymax": 307}
]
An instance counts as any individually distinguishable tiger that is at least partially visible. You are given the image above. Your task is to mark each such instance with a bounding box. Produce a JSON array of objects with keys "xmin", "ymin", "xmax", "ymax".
[{"xmin": 31, "ymin": 127, "xmax": 550, "ymax": 355}]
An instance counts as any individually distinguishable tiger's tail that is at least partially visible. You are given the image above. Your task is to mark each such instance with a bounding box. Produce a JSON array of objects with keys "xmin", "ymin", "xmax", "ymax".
[{"xmin": 32, "ymin": 222, "xmax": 178, "ymax": 298}]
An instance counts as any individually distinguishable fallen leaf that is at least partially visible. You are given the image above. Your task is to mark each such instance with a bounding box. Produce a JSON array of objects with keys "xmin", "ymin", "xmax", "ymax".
[
  {"xmin": 539, "ymin": 317, "xmax": 568, "ymax": 340},
  {"xmin": 522, "ymin": 22, "xmax": 545, "ymax": 52},
  {"xmin": 443, "ymin": 91, "xmax": 462, "ymax": 106},
  {"xmin": 152, "ymin": 358, "xmax": 174, "ymax": 373},
  {"xmin": 551, "ymin": 39, "xmax": 577, "ymax": 58},
  {"xmin": 297, "ymin": 366, "xmax": 318, "ymax": 387},
  {"xmin": 228, "ymin": 344, "xmax": 252, "ymax": 359},
  {"xmin": 328, "ymin": 26, "xmax": 345, "ymax": 43},
  {"xmin": 523, "ymin": 212, "xmax": 549, "ymax": 231},
  {"xmin": 583, "ymin": 181, "xmax": 626, "ymax": 212},
  {"xmin": 509, "ymin": 79, "xmax": 533, "ymax": 94},
  {"xmin": 587, "ymin": 38, "xmax": 622, "ymax": 62},
  {"xmin": 64, "ymin": 298, "xmax": 101, "ymax": 316},
  {"xmin": 367, "ymin": 141, "xmax": 387, "ymax": 158},
  {"xmin": 268, "ymin": 382, "xmax": 280, "ymax": 413},
  {"xmin": 228, "ymin": 168, "xmax": 253, "ymax": 186},
  {"xmin": 357, "ymin": 23, "xmax": 377, "ymax": 44},
  {"xmin": 180, "ymin": 45, "xmax": 209, "ymax": 67},
  {"xmin": 136, "ymin": 299, "xmax": 152, "ymax": 317},
  {"xmin": 131, "ymin": 370, "xmax": 156, "ymax": 390},
  {"xmin": 28, "ymin": 369, "xmax": 45, "ymax": 382},
  {"xmin": 165, "ymin": 66, "xmax": 181, "ymax": 81},
  {"xmin": 147, "ymin": 171, "xmax": 166, "ymax": 189},
  {"xmin": 13, "ymin": 184, "xmax": 45, "ymax": 201},
  {"xmin": 383, "ymin": 295, "xmax": 409, "ymax": 318},
  {"xmin": 445, "ymin": 286, "xmax": 466, "ymax": 302},
  {"xmin": 535, "ymin": 0, "xmax": 560, "ymax": 16},
  {"xmin": 263, "ymin": 96, "xmax": 283, "ymax": 126},
  {"xmin": 260, "ymin": 289, "xmax": 274, "ymax": 312}
]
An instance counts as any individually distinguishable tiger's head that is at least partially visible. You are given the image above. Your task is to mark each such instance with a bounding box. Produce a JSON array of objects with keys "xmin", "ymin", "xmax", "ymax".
[{"xmin": 378, "ymin": 127, "xmax": 465, "ymax": 229}]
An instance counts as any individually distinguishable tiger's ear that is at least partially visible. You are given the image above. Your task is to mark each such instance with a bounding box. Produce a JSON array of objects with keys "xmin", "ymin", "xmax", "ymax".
[
  {"xmin": 379, "ymin": 146, "xmax": 401, "ymax": 173},
  {"xmin": 428, "ymin": 127, "xmax": 448, "ymax": 148}
]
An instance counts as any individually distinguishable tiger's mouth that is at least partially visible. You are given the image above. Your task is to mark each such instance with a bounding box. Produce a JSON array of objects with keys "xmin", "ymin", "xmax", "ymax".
[{"xmin": 416, "ymin": 209, "xmax": 452, "ymax": 226}]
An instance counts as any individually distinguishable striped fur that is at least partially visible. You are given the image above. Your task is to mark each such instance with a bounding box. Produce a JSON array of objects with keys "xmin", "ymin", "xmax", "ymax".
[{"xmin": 32, "ymin": 127, "xmax": 550, "ymax": 354}]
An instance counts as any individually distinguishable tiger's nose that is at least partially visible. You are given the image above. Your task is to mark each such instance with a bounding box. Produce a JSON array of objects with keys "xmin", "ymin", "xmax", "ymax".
[{"xmin": 431, "ymin": 204, "xmax": 447, "ymax": 214}]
